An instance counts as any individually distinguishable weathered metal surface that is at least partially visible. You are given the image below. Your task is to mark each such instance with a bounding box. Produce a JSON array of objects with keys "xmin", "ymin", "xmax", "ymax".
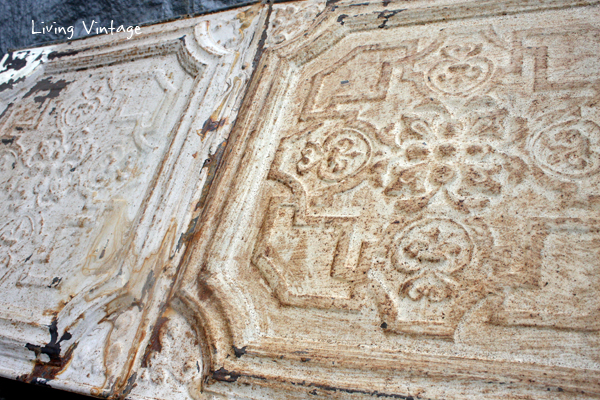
[
  {"xmin": 2, "ymin": 0, "xmax": 600, "ymax": 399},
  {"xmin": 170, "ymin": 0, "xmax": 600, "ymax": 398},
  {"xmin": 0, "ymin": 4, "xmax": 267, "ymax": 398}
]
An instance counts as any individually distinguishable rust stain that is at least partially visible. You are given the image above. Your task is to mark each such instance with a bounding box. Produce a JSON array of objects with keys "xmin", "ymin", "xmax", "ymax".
[
  {"xmin": 212, "ymin": 367, "xmax": 240, "ymax": 382},
  {"xmin": 166, "ymin": 7, "xmax": 278, "ymax": 383},
  {"xmin": 233, "ymin": 345, "xmax": 247, "ymax": 358},
  {"xmin": 117, "ymin": 371, "xmax": 137, "ymax": 399},
  {"xmin": 140, "ymin": 316, "xmax": 170, "ymax": 368},
  {"xmin": 176, "ymin": 216, "xmax": 199, "ymax": 253},
  {"xmin": 81, "ymin": 199, "xmax": 130, "ymax": 278},
  {"xmin": 198, "ymin": 117, "xmax": 227, "ymax": 140},
  {"xmin": 235, "ymin": 2, "xmax": 262, "ymax": 41},
  {"xmin": 197, "ymin": 274, "xmax": 214, "ymax": 302},
  {"xmin": 195, "ymin": 139, "xmax": 228, "ymax": 212},
  {"xmin": 252, "ymin": 4, "xmax": 271, "ymax": 71},
  {"xmin": 209, "ymin": 368, "xmax": 417, "ymax": 399},
  {"xmin": 204, "ymin": 75, "xmax": 241, "ymax": 131},
  {"xmin": 21, "ymin": 317, "xmax": 76, "ymax": 383},
  {"xmin": 25, "ymin": 345, "xmax": 77, "ymax": 383},
  {"xmin": 104, "ymin": 222, "xmax": 179, "ymax": 397}
]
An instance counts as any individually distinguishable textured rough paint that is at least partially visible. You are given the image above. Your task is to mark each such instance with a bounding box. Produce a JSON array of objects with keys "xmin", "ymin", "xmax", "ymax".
[
  {"xmin": 1, "ymin": 1, "xmax": 600, "ymax": 399},
  {"xmin": 175, "ymin": 0, "xmax": 600, "ymax": 399},
  {"xmin": 0, "ymin": 3, "xmax": 268, "ymax": 398}
]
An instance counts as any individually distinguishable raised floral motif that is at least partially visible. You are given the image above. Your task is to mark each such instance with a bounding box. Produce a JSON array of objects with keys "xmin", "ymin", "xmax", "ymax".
[
  {"xmin": 382, "ymin": 103, "xmax": 506, "ymax": 212},
  {"xmin": 59, "ymin": 79, "xmax": 112, "ymax": 129},
  {"xmin": 426, "ymin": 43, "xmax": 494, "ymax": 96},
  {"xmin": 297, "ymin": 128, "xmax": 371, "ymax": 183},
  {"xmin": 0, "ymin": 73, "xmax": 168, "ymax": 287},
  {"xmin": 532, "ymin": 119, "xmax": 600, "ymax": 178},
  {"xmin": 392, "ymin": 219, "xmax": 473, "ymax": 302},
  {"xmin": 267, "ymin": 2, "xmax": 324, "ymax": 47}
]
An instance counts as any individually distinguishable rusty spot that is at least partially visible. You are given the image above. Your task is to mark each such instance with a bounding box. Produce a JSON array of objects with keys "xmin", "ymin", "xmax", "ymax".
[
  {"xmin": 303, "ymin": 382, "xmax": 415, "ymax": 399},
  {"xmin": 212, "ymin": 367, "xmax": 240, "ymax": 382},
  {"xmin": 195, "ymin": 140, "xmax": 228, "ymax": 212},
  {"xmin": 235, "ymin": 3, "xmax": 261, "ymax": 34},
  {"xmin": 199, "ymin": 117, "xmax": 227, "ymax": 140},
  {"xmin": 252, "ymin": 3, "xmax": 272, "ymax": 71},
  {"xmin": 140, "ymin": 316, "xmax": 170, "ymax": 368},
  {"xmin": 198, "ymin": 279, "xmax": 214, "ymax": 302},
  {"xmin": 176, "ymin": 216, "xmax": 199, "ymax": 253},
  {"xmin": 23, "ymin": 77, "xmax": 71, "ymax": 104},
  {"xmin": 233, "ymin": 345, "xmax": 247, "ymax": 358},
  {"xmin": 118, "ymin": 371, "xmax": 137, "ymax": 398},
  {"xmin": 21, "ymin": 318, "xmax": 76, "ymax": 383},
  {"xmin": 25, "ymin": 346, "xmax": 76, "ymax": 384}
]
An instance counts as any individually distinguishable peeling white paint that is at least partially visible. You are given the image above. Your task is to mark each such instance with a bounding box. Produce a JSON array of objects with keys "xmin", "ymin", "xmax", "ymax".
[{"xmin": 0, "ymin": 47, "xmax": 53, "ymax": 89}]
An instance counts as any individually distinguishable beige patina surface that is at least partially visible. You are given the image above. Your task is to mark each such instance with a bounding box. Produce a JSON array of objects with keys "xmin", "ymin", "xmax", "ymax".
[{"xmin": 1, "ymin": 0, "xmax": 600, "ymax": 399}]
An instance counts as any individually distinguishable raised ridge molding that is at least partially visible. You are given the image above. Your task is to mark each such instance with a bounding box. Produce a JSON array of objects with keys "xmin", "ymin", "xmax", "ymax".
[{"xmin": 1, "ymin": 0, "xmax": 600, "ymax": 399}]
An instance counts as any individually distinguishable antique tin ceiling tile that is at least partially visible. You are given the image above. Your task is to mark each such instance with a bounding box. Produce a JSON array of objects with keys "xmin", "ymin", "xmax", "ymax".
[
  {"xmin": 0, "ymin": 4, "xmax": 268, "ymax": 398},
  {"xmin": 2, "ymin": 0, "xmax": 600, "ymax": 399},
  {"xmin": 171, "ymin": 0, "xmax": 600, "ymax": 399}
]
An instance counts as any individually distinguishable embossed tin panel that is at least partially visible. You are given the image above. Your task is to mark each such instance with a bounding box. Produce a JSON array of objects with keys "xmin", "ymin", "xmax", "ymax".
[
  {"xmin": 0, "ymin": 4, "xmax": 267, "ymax": 397},
  {"xmin": 1, "ymin": 0, "xmax": 600, "ymax": 399},
  {"xmin": 172, "ymin": 0, "xmax": 600, "ymax": 399}
]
